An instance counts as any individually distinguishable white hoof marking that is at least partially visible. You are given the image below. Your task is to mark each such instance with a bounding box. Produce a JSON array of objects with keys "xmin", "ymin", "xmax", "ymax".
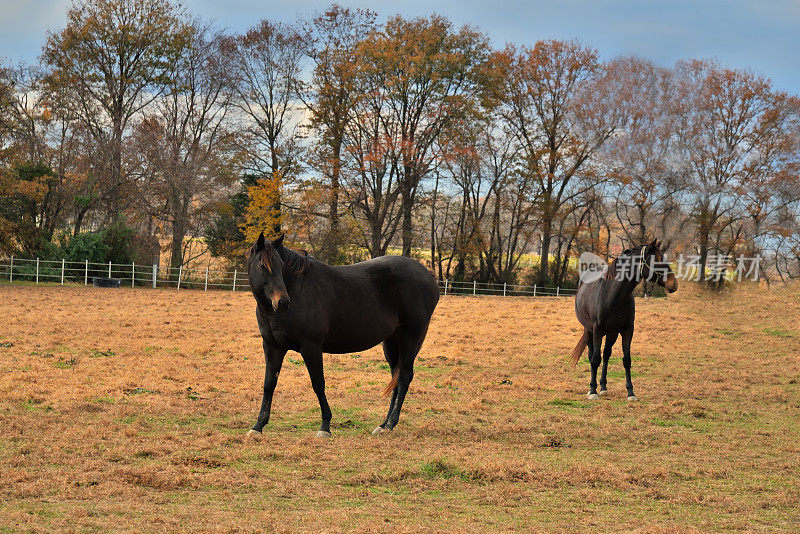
[
  {"xmin": 627, "ymin": 395, "xmax": 639, "ymax": 402},
  {"xmin": 315, "ymin": 431, "xmax": 332, "ymax": 438},
  {"xmin": 587, "ymin": 393, "xmax": 600, "ymax": 400},
  {"xmin": 598, "ymin": 389, "xmax": 607, "ymax": 396},
  {"xmin": 372, "ymin": 426, "xmax": 391, "ymax": 435},
  {"xmin": 246, "ymin": 429, "xmax": 261, "ymax": 438}
]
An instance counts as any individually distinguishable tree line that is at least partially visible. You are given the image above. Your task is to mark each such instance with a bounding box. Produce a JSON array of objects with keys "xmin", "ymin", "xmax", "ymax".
[{"xmin": 1, "ymin": 0, "xmax": 799, "ymax": 286}]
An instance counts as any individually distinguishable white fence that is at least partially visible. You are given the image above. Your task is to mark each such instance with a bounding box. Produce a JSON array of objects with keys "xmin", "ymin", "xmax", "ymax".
[
  {"xmin": 0, "ymin": 257, "xmax": 576, "ymax": 297},
  {"xmin": 439, "ymin": 279, "xmax": 576, "ymax": 297}
]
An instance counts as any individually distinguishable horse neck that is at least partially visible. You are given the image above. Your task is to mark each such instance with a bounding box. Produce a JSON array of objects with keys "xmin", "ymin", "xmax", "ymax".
[
  {"xmin": 282, "ymin": 257, "xmax": 324, "ymax": 294},
  {"xmin": 603, "ymin": 267, "xmax": 640, "ymax": 304}
]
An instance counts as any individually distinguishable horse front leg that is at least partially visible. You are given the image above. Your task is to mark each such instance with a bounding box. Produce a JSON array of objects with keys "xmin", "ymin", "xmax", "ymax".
[
  {"xmin": 599, "ymin": 332, "xmax": 618, "ymax": 395},
  {"xmin": 301, "ymin": 344, "xmax": 333, "ymax": 438},
  {"xmin": 587, "ymin": 330, "xmax": 603, "ymax": 400},
  {"xmin": 621, "ymin": 326, "xmax": 637, "ymax": 401},
  {"xmin": 249, "ymin": 341, "xmax": 287, "ymax": 436}
]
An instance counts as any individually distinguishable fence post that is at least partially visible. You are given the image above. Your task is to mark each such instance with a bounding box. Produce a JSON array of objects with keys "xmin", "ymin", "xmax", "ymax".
[
  {"xmin": 444, "ymin": 279, "xmax": 448, "ymax": 296},
  {"xmin": 9, "ymin": 256, "xmax": 12, "ymax": 282},
  {"xmin": 533, "ymin": 284, "xmax": 536, "ymax": 297},
  {"xmin": 60, "ymin": 259, "xmax": 65, "ymax": 284},
  {"xmin": 556, "ymin": 286, "xmax": 560, "ymax": 297},
  {"xmin": 36, "ymin": 258, "xmax": 40, "ymax": 284},
  {"xmin": 152, "ymin": 264, "xmax": 157, "ymax": 289},
  {"xmin": 177, "ymin": 266, "xmax": 182, "ymax": 290},
  {"xmin": 503, "ymin": 282, "xmax": 507, "ymax": 297},
  {"xmin": 232, "ymin": 270, "xmax": 237, "ymax": 291},
  {"xmin": 473, "ymin": 280, "xmax": 476, "ymax": 296},
  {"xmin": 131, "ymin": 262, "xmax": 135, "ymax": 287},
  {"xmin": 84, "ymin": 260, "xmax": 88, "ymax": 285},
  {"xmin": 204, "ymin": 266, "xmax": 209, "ymax": 291},
  {"xmin": 108, "ymin": 261, "xmax": 111, "ymax": 278}
]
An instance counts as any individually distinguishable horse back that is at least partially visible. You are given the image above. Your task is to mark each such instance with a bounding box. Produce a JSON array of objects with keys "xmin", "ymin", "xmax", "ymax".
[
  {"xmin": 292, "ymin": 256, "xmax": 438, "ymax": 353},
  {"xmin": 345, "ymin": 255, "xmax": 439, "ymax": 322}
]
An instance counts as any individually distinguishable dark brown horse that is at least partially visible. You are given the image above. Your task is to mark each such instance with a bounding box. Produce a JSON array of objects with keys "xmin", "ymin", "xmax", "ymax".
[
  {"xmin": 245, "ymin": 233, "xmax": 439, "ymax": 437},
  {"xmin": 571, "ymin": 239, "xmax": 678, "ymax": 401}
]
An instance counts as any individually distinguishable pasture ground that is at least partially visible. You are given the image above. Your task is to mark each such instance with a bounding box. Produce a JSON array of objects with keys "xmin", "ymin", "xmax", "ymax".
[{"xmin": 0, "ymin": 282, "xmax": 798, "ymax": 532}]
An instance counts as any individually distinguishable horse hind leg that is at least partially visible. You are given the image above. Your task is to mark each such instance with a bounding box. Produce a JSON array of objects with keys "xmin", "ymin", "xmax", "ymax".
[
  {"xmin": 599, "ymin": 332, "xmax": 618, "ymax": 395},
  {"xmin": 587, "ymin": 330, "xmax": 603, "ymax": 400},
  {"xmin": 379, "ymin": 324, "xmax": 429, "ymax": 433},
  {"xmin": 621, "ymin": 327, "xmax": 638, "ymax": 401},
  {"xmin": 373, "ymin": 334, "xmax": 401, "ymax": 435}
]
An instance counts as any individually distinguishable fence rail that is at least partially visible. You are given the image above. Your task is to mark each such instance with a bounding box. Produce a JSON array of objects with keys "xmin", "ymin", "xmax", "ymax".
[
  {"xmin": 439, "ymin": 279, "xmax": 576, "ymax": 297},
  {"xmin": 0, "ymin": 257, "xmax": 576, "ymax": 297}
]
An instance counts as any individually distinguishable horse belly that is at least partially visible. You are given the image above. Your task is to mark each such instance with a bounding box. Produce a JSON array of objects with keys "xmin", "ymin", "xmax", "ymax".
[
  {"xmin": 321, "ymin": 325, "xmax": 395, "ymax": 354},
  {"xmin": 321, "ymin": 310, "xmax": 397, "ymax": 354}
]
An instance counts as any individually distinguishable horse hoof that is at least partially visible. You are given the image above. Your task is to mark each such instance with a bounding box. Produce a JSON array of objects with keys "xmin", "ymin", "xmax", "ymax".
[
  {"xmin": 587, "ymin": 393, "xmax": 600, "ymax": 400},
  {"xmin": 372, "ymin": 426, "xmax": 391, "ymax": 435},
  {"xmin": 315, "ymin": 431, "xmax": 332, "ymax": 438},
  {"xmin": 627, "ymin": 395, "xmax": 639, "ymax": 402},
  {"xmin": 246, "ymin": 429, "xmax": 261, "ymax": 438},
  {"xmin": 598, "ymin": 389, "xmax": 607, "ymax": 396}
]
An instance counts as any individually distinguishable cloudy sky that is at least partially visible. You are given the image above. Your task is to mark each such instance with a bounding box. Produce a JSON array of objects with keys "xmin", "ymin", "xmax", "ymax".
[{"xmin": 1, "ymin": 0, "xmax": 799, "ymax": 94}]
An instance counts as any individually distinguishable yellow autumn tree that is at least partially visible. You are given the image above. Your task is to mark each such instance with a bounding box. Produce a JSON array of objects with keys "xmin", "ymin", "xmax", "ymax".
[{"xmin": 241, "ymin": 172, "xmax": 284, "ymax": 243}]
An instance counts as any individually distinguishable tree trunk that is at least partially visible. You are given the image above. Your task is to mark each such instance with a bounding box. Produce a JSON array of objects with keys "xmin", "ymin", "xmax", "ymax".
[
  {"xmin": 73, "ymin": 208, "xmax": 88, "ymax": 237},
  {"xmin": 401, "ymin": 187, "xmax": 414, "ymax": 257},
  {"xmin": 170, "ymin": 220, "xmax": 185, "ymax": 273},
  {"xmin": 109, "ymin": 120, "xmax": 124, "ymax": 218},
  {"xmin": 322, "ymin": 139, "xmax": 342, "ymax": 262},
  {"xmin": 170, "ymin": 189, "xmax": 190, "ymax": 278},
  {"xmin": 697, "ymin": 201, "xmax": 712, "ymax": 283},
  {"xmin": 270, "ymin": 151, "xmax": 282, "ymax": 236},
  {"xmin": 698, "ymin": 232, "xmax": 708, "ymax": 283},
  {"xmin": 539, "ymin": 217, "xmax": 553, "ymax": 286}
]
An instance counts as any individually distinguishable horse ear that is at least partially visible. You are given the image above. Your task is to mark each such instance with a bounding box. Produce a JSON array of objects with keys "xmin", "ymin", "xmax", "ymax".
[
  {"xmin": 272, "ymin": 233, "xmax": 285, "ymax": 249},
  {"xmin": 649, "ymin": 238, "xmax": 658, "ymax": 251},
  {"xmin": 255, "ymin": 231, "xmax": 266, "ymax": 250}
]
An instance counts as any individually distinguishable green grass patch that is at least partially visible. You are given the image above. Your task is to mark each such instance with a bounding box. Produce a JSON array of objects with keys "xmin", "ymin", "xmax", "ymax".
[
  {"xmin": 547, "ymin": 398, "xmax": 586, "ymax": 409},
  {"xmin": 763, "ymin": 328, "xmax": 795, "ymax": 338},
  {"xmin": 54, "ymin": 355, "xmax": 79, "ymax": 369},
  {"xmin": 711, "ymin": 327, "xmax": 744, "ymax": 338},
  {"xmin": 419, "ymin": 459, "xmax": 480, "ymax": 483}
]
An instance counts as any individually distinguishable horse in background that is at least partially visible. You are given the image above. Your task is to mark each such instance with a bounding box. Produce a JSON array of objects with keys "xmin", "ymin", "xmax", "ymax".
[{"xmin": 571, "ymin": 239, "xmax": 678, "ymax": 400}]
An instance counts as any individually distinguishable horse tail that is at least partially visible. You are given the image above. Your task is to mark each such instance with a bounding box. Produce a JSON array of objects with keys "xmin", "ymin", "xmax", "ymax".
[
  {"xmin": 570, "ymin": 331, "xmax": 589, "ymax": 367},
  {"xmin": 382, "ymin": 368, "xmax": 399, "ymax": 397}
]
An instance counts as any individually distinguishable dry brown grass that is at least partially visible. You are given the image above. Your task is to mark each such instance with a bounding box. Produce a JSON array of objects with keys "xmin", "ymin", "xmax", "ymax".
[{"xmin": 0, "ymin": 281, "xmax": 798, "ymax": 532}]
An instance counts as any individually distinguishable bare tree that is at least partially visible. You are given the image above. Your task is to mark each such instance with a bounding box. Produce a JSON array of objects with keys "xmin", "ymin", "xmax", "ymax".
[
  {"xmin": 604, "ymin": 57, "xmax": 689, "ymax": 249},
  {"xmin": 304, "ymin": 4, "xmax": 377, "ymax": 260},
  {"xmin": 129, "ymin": 25, "xmax": 237, "ymax": 270},
  {"xmin": 356, "ymin": 15, "xmax": 491, "ymax": 256},
  {"xmin": 43, "ymin": 0, "xmax": 190, "ymax": 218},
  {"xmin": 226, "ymin": 19, "xmax": 307, "ymax": 236},
  {"xmin": 495, "ymin": 40, "xmax": 623, "ymax": 285},
  {"xmin": 676, "ymin": 60, "xmax": 798, "ymax": 281}
]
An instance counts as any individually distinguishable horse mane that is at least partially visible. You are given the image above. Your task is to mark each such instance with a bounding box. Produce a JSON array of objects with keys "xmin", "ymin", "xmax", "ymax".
[
  {"xmin": 277, "ymin": 246, "xmax": 311, "ymax": 277},
  {"xmin": 604, "ymin": 246, "xmax": 644, "ymax": 280}
]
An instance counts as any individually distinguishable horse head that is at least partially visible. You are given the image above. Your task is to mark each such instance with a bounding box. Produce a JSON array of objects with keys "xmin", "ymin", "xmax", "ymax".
[
  {"xmin": 247, "ymin": 232, "xmax": 291, "ymax": 313},
  {"xmin": 642, "ymin": 239, "xmax": 678, "ymax": 293}
]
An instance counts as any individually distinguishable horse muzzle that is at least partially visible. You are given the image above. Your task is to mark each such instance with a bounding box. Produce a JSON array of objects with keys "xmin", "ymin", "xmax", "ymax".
[
  {"xmin": 270, "ymin": 292, "xmax": 291, "ymax": 313},
  {"xmin": 665, "ymin": 273, "xmax": 678, "ymax": 293}
]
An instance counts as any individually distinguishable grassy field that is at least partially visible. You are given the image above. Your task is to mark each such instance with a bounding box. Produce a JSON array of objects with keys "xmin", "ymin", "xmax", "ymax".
[{"xmin": 0, "ymin": 282, "xmax": 798, "ymax": 532}]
